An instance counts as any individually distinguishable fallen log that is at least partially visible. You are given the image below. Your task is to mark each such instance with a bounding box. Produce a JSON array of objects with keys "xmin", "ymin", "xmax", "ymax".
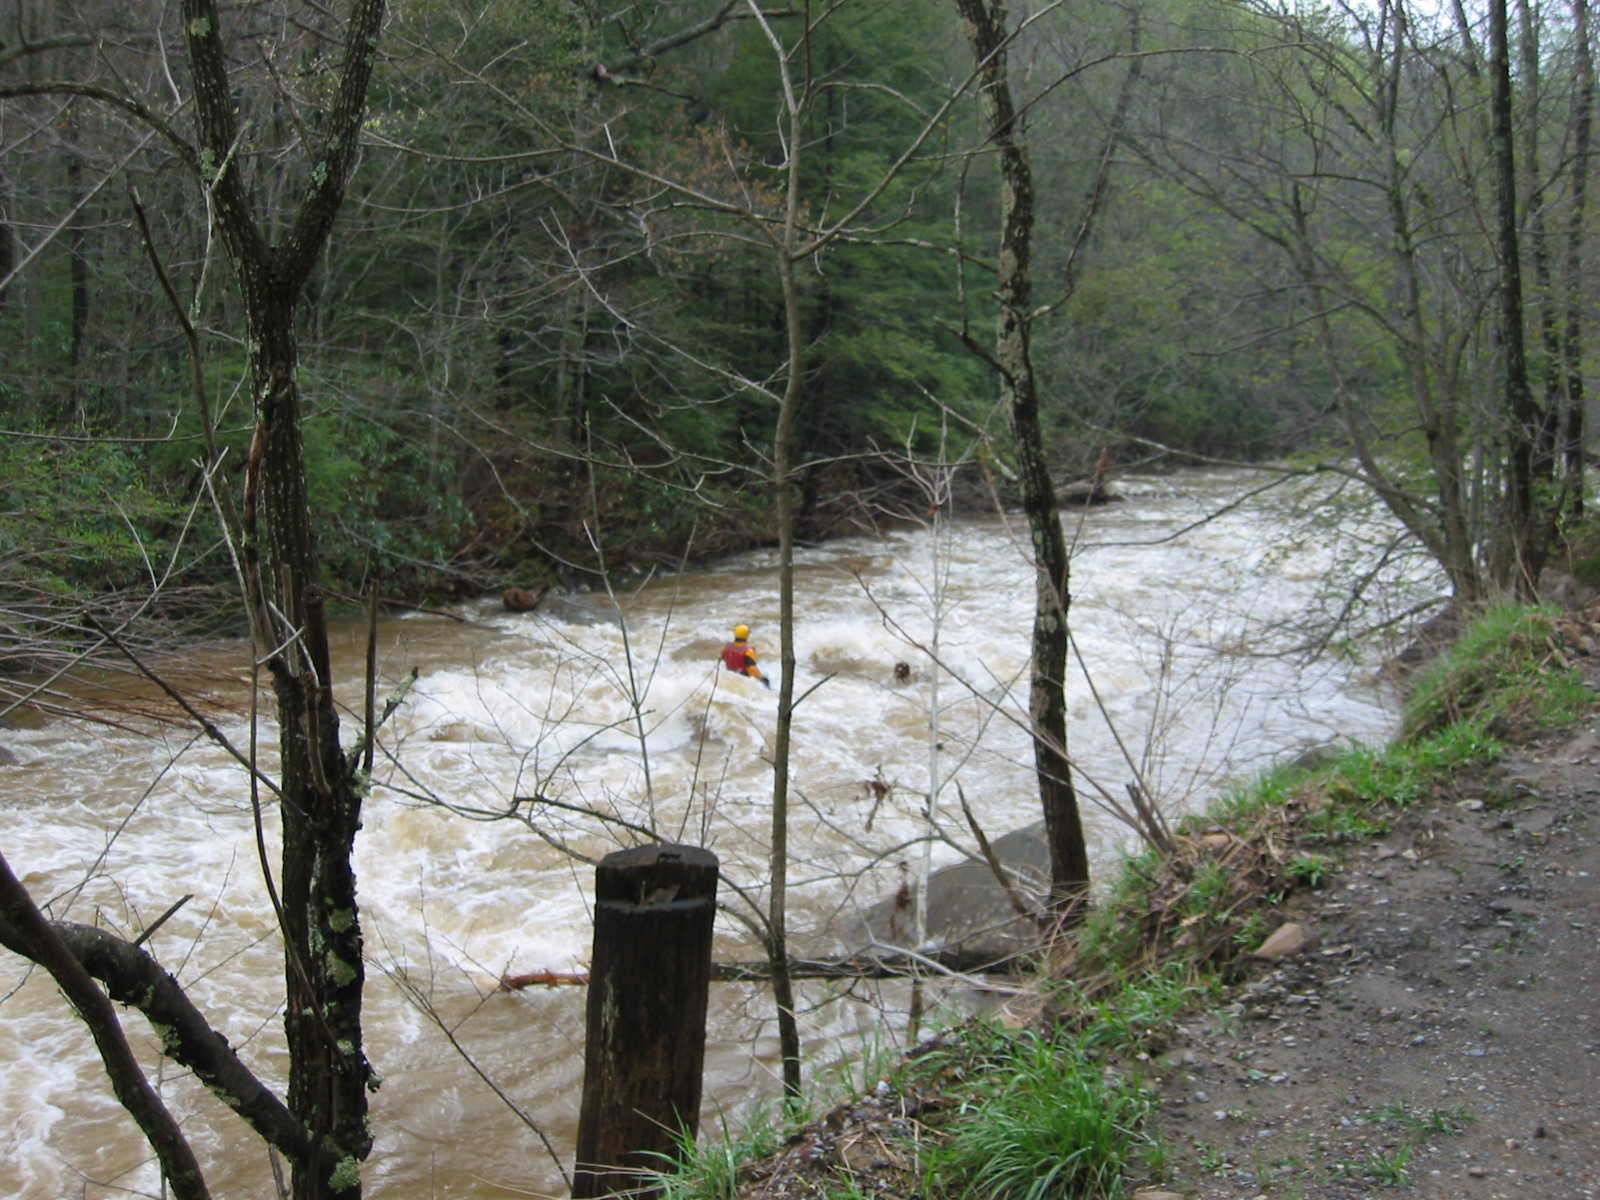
[
  {"xmin": 708, "ymin": 948, "xmax": 1029, "ymax": 981},
  {"xmin": 498, "ymin": 969, "xmax": 590, "ymax": 990},
  {"xmin": 496, "ymin": 949, "xmax": 1029, "ymax": 992}
]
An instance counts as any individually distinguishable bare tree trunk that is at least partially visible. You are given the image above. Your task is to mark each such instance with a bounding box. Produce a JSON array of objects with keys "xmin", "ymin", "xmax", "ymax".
[
  {"xmin": 62, "ymin": 99, "xmax": 90, "ymax": 420},
  {"xmin": 182, "ymin": 0, "xmax": 387, "ymax": 1193},
  {"xmin": 1561, "ymin": 0, "xmax": 1593, "ymax": 517},
  {"xmin": 0, "ymin": 165, "xmax": 14, "ymax": 312},
  {"xmin": 1516, "ymin": 0, "xmax": 1561, "ymax": 466},
  {"xmin": 768, "ymin": 96, "xmax": 805, "ymax": 1112},
  {"xmin": 1513, "ymin": 0, "xmax": 1569, "ymax": 576},
  {"xmin": 247, "ymin": 288, "xmax": 373, "ymax": 1200},
  {"xmin": 1488, "ymin": 0, "xmax": 1540, "ymax": 596},
  {"xmin": 953, "ymin": 0, "xmax": 1089, "ymax": 915},
  {"xmin": 748, "ymin": 0, "xmax": 809, "ymax": 1102}
]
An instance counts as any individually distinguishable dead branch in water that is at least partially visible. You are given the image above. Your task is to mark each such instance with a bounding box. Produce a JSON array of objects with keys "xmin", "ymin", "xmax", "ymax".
[{"xmin": 496, "ymin": 946, "xmax": 1031, "ymax": 993}]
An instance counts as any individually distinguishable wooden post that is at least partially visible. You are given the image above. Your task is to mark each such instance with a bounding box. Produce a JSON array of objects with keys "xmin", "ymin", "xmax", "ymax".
[{"xmin": 572, "ymin": 843, "xmax": 719, "ymax": 1199}]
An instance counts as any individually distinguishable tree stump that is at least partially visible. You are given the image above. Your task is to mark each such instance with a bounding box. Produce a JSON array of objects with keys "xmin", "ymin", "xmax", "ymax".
[{"xmin": 572, "ymin": 843, "xmax": 719, "ymax": 1199}]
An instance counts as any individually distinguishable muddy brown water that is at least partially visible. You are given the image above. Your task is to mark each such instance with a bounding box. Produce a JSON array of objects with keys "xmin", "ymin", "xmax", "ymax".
[{"xmin": 0, "ymin": 471, "xmax": 1426, "ymax": 1198}]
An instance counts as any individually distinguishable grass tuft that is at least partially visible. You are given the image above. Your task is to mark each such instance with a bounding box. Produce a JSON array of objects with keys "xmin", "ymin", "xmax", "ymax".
[
  {"xmin": 648, "ymin": 1104, "xmax": 783, "ymax": 1200},
  {"xmin": 921, "ymin": 1025, "xmax": 1156, "ymax": 1200}
]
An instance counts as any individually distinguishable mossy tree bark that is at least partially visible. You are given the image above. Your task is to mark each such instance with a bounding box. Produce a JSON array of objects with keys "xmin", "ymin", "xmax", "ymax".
[
  {"xmin": 0, "ymin": 0, "xmax": 387, "ymax": 1190},
  {"xmin": 182, "ymin": 0, "xmax": 387, "ymax": 1194}
]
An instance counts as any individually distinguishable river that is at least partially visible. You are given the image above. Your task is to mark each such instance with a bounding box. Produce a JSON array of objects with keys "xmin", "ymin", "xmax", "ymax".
[{"xmin": 0, "ymin": 469, "xmax": 1434, "ymax": 1198}]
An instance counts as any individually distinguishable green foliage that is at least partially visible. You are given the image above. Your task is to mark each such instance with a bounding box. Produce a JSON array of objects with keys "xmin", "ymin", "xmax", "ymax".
[
  {"xmin": 1339, "ymin": 1103, "xmax": 1473, "ymax": 1187},
  {"xmin": 1285, "ymin": 853, "xmax": 1332, "ymax": 888},
  {"xmin": 1356, "ymin": 1144, "xmax": 1412, "ymax": 1187},
  {"xmin": 1402, "ymin": 606, "xmax": 1592, "ymax": 740},
  {"xmin": 1075, "ymin": 850, "xmax": 1163, "ymax": 964},
  {"xmin": 0, "ymin": 430, "xmax": 194, "ymax": 596},
  {"xmin": 340, "ymin": 0, "xmax": 1001, "ymax": 569},
  {"xmin": 1190, "ymin": 859, "xmax": 1232, "ymax": 908},
  {"xmin": 1314, "ymin": 713, "xmax": 1501, "ymax": 817},
  {"xmin": 309, "ymin": 421, "xmax": 472, "ymax": 591},
  {"xmin": 1403, "ymin": 721, "xmax": 1505, "ymax": 775},
  {"xmin": 1290, "ymin": 604, "xmax": 1591, "ymax": 842},
  {"xmin": 1231, "ymin": 910, "xmax": 1270, "ymax": 949},
  {"xmin": 691, "ymin": 1, "xmax": 987, "ymax": 464},
  {"xmin": 1361, "ymin": 1103, "xmax": 1471, "ymax": 1136},
  {"xmin": 1301, "ymin": 798, "xmax": 1390, "ymax": 844},
  {"xmin": 1056, "ymin": 963, "xmax": 1211, "ymax": 1059},
  {"xmin": 1206, "ymin": 761, "xmax": 1316, "ymax": 830},
  {"xmin": 376, "ymin": 0, "xmax": 583, "ymax": 138},
  {"xmin": 1558, "ymin": 515, "xmax": 1600, "ymax": 589},
  {"xmin": 130, "ymin": 369, "xmax": 476, "ymax": 598},
  {"xmin": 1328, "ymin": 745, "xmax": 1423, "ymax": 810},
  {"xmin": 648, "ymin": 1104, "xmax": 784, "ymax": 1200},
  {"xmin": 921, "ymin": 1024, "xmax": 1156, "ymax": 1200},
  {"xmin": 1035, "ymin": 172, "xmax": 1366, "ymax": 463},
  {"xmin": 646, "ymin": 1030, "xmax": 919, "ymax": 1200}
]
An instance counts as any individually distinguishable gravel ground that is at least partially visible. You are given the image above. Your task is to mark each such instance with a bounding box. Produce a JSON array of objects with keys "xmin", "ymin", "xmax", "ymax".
[{"xmin": 1139, "ymin": 720, "xmax": 1600, "ymax": 1200}]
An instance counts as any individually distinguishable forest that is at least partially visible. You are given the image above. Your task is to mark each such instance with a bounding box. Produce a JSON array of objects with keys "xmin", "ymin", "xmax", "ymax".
[
  {"xmin": 6, "ymin": 0, "xmax": 1592, "ymax": 628},
  {"xmin": 2, "ymin": 0, "xmax": 1598, "ymax": 1197}
]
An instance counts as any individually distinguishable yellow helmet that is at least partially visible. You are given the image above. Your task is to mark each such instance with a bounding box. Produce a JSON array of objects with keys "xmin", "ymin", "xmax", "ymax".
[{"xmin": 733, "ymin": 624, "xmax": 750, "ymax": 640}]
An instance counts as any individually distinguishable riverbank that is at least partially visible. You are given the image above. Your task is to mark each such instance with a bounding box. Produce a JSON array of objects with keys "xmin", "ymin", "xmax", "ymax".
[
  {"xmin": 683, "ymin": 602, "xmax": 1600, "ymax": 1200},
  {"xmin": 1139, "ymin": 717, "xmax": 1600, "ymax": 1199}
]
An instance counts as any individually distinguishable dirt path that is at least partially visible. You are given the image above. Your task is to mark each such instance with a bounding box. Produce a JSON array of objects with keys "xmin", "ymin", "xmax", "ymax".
[{"xmin": 1141, "ymin": 721, "xmax": 1600, "ymax": 1199}]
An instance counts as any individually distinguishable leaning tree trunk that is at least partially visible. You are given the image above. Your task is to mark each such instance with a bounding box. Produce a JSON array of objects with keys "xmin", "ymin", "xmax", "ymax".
[
  {"xmin": 1380, "ymin": 1, "xmax": 1483, "ymax": 604},
  {"xmin": 0, "ymin": 852, "xmax": 210, "ymax": 1199},
  {"xmin": 954, "ymin": 0, "xmax": 1089, "ymax": 915}
]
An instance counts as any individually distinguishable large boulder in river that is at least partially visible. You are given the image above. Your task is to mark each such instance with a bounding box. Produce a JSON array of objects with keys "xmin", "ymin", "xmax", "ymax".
[
  {"xmin": 1061, "ymin": 479, "xmax": 1121, "ymax": 506},
  {"xmin": 852, "ymin": 823, "xmax": 1053, "ymax": 967},
  {"xmin": 502, "ymin": 585, "xmax": 549, "ymax": 613}
]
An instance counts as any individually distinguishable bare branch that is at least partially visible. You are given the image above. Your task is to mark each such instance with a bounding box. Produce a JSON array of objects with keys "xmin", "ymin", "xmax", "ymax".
[{"xmin": 0, "ymin": 852, "xmax": 214, "ymax": 1198}]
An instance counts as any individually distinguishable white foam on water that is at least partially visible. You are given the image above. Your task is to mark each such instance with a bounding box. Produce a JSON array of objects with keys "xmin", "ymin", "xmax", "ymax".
[{"xmin": 0, "ymin": 469, "xmax": 1430, "ymax": 1197}]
